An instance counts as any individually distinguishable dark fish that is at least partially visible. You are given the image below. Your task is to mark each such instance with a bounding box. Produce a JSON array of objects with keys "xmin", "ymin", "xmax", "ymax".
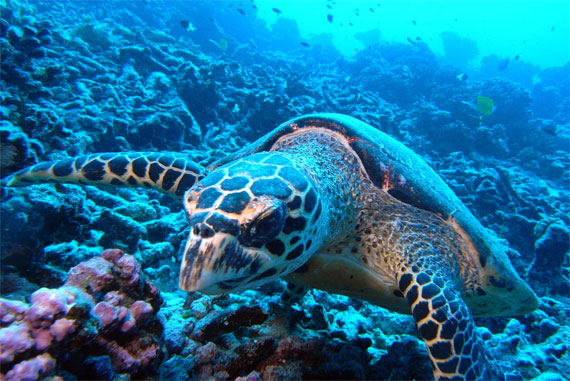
[
  {"xmin": 514, "ymin": 54, "xmax": 520, "ymax": 60},
  {"xmin": 540, "ymin": 125, "xmax": 557, "ymax": 136},
  {"xmin": 349, "ymin": 22, "xmax": 353, "ymax": 26},
  {"xmin": 300, "ymin": 42, "xmax": 310, "ymax": 47},
  {"xmin": 209, "ymin": 18, "xmax": 215, "ymax": 23},
  {"xmin": 498, "ymin": 57, "xmax": 509, "ymax": 71},
  {"xmin": 252, "ymin": 4, "xmax": 257, "ymax": 9},
  {"xmin": 327, "ymin": 4, "xmax": 332, "ymax": 9},
  {"xmin": 179, "ymin": 19, "xmax": 190, "ymax": 29},
  {"xmin": 327, "ymin": 14, "xmax": 333, "ymax": 23},
  {"xmin": 551, "ymin": 26, "xmax": 555, "ymax": 31},
  {"xmin": 412, "ymin": 19, "xmax": 416, "ymax": 25},
  {"xmin": 406, "ymin": 37, "xmax": 416, "ymax": 45},
  {"xmin": 416, "ymin": 36, "xmax": 421, "ymax": 41},
  {"xmin": 370, "ymin": 7, "xmax": 374, "ymax": 12},
  {"xmin": 272, "ymin": 8, "xmax": 282, "ymax": 14},
  {"xmin": 237, "ymin": 8, "xmax": 246, "ymax": 15}
]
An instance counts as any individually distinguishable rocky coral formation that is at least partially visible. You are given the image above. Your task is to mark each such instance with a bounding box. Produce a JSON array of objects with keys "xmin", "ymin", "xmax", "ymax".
[
  {"xmin": 0, "ymin": 0, "xmax": 568, "ymax": 379},
  {"xmin": 0, "ymin": 249, "xmax": 165, "ymax": 379}
]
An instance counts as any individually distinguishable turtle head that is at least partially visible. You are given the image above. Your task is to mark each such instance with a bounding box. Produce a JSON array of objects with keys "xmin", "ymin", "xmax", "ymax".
[{"xmin": 178, "ymin": 153, "xmax": 324, "ymax": 295}]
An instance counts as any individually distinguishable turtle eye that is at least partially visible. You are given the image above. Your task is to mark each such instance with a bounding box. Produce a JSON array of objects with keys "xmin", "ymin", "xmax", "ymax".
[{"xmin": 239, "ymin": 201, "xmax": 286, "ymax": 248}]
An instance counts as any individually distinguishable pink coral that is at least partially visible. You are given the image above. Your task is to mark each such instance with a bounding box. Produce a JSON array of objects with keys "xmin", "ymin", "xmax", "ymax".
[
  {"xmin": 93, "ymin": 302, "xmax": 128, "ymax": 330},
  {"xmin": 5, "ymin": 353, "xmax": 55, "ymax": 381},
  {"xmin": 120, "ymin": 313, "xmax": 137, "ymax": 334},
  {"xmin": 116, "ymin": 254, "xmax": 141, "ymax": 289},
  {"xmin": 0, "ymin": 249, "xmax": 163, "ymax": 379},
  {"xmin": 65, "ymin": 257, "xmax": 115, "ymax": 293},
  {"xmin": 27, "ymin": 288, "xmax": 73, "ymax": 329},
  {"xmin": 104, "ymin": 291, "xmax": 124, "ymax": 306},
  {"xmin": 50, "ymin": 318, "xmax": 77, "ymax": 342},
  {"xmin": 0, "ymin": 299, "xmax": 29, "ymax": 324},
  {"xmin": 101, "ymin": 248, "xmax": 125, "ymax": 263},
  {"xmin": 32, "ymin": 327, "xmax": 53, "ymax": 351},
  {"xmin": 130, "ymin": 301, "xmax": 153, "ymax": 325},
  {"xmin": 0, "ymin": 322, "xmax": 34, "ymax": 363}
]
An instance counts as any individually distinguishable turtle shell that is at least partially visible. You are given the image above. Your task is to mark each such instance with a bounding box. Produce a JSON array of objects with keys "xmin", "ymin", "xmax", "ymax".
[{"xmin": 211, "ymin": 114, "xmax": 502, "ymax": 283}]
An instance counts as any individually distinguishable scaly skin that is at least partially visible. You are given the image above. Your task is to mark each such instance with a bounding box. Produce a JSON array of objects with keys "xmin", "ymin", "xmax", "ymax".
[{"xmin": 277, "ymin": 128, "xmax": 498, "ymax": 379}]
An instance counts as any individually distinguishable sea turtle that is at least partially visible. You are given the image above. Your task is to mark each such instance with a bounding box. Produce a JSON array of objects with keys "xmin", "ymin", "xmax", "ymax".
[{"xmin": 2, "ymin": 113, "xmax": 538, "ymax": 379}]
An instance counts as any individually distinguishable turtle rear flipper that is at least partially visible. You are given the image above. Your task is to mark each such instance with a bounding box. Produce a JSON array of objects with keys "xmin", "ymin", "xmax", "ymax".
[
  {"xmin": 1, "ymin": 152, "xmax": 207, "ymax": 198},
  {"xmin": 398, "ymin": 268, "xmax": 500, "ymax": 380}
]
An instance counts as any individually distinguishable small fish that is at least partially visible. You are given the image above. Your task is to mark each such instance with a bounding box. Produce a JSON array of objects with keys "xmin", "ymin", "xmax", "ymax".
[
  {"xmin": 210, "ymin": 38, "xmax": 228, "ymax": 51},
  {"xmin": 456, "ymin": 73, "xmax": 468, "ymax": 81},
  {"xmin": 406, "ymin": 37, "xmax": 416, "ymax": 45},
  {"xmin": 300, "ymin": 41, "xmax": 310, "ymax": 47},
  {"xmin": 461, "ymin": 96, "xmax": 495, "ymax": 115},
  {"xmin": 540, "ymin": 125, "xmax": 557, "ymax": 136},
  {"xmin": 498, "ymin": 57, "xmax": 509, "ymax": 71},
  {"xmin": 369, "ymin": 7, "xmax": 374, "ymax": 12},
  {"xmin": 415, "ymin": 36, "xmax": 421, "ymax": 41},
  {"xmin": 179, "ymin": 19, "xmax": 196, "ymax": 32},
  {"xmin": 219, "ymin": 38, "xmax": 228, "ymax": 51},
  {"xmin": 272, "ymin": 8, "xmax": 282, "ymax": 14},
  {"xmin": 252, "ymin": 4, "xmax": 257, "ymax": 10},
  {"xmin": 514, "ymin": 54, "xmax": 520, "ymax": 61},
  {"xmin": 327, "ymin": 14, "xmax": 333, "ymax": 23},
  {"xmin": 551, "ymin": 26, "xmax": 555, "ymax": 31},
  {"xmin": 463, "ymin": 96, "xmax": 494, "ymax": 115},
  {"xmin": 349, "ymin": 22, "xmax": 353, "ymax": 26},
  {"xmin": 237, "ymin": 8, "xmax": 246, "ymax": 15},
  {"xmin": 327, "ymin": 4, "xmax": 332, "ymax": 9},
  {"xmin": 412, "ymin": 19, "xmax": 416, "ymax": 25}
]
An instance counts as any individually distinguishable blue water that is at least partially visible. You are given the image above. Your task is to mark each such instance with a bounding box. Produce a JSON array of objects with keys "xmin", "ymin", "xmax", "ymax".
[{"xmin": 0, "ymin": 1, "xmax": 568, "ymax": 380}]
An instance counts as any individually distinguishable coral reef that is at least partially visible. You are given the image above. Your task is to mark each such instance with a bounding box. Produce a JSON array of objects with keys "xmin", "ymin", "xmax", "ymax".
[
  {"xmin": 0, "ymin": 249, "xmax": 165, "ymax": 379},
  {"xmin": 0, "ymin": 0, "xmax": 568, "ymax": 379}
]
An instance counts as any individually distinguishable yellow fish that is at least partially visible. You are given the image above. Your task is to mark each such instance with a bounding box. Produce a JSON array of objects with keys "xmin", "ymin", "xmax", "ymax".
[{"xmin": 476, "ymin": 96, "xmax": 494, "ymax": 116}]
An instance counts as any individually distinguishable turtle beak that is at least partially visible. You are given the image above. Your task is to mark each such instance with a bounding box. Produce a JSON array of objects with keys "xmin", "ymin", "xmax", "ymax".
[{"xmin": 178, "ymin": 232, "xmax": 267, "ymax": 294}]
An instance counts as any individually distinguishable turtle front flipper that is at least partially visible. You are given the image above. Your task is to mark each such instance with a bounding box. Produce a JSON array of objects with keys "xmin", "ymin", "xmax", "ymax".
[
  {"xmin": 397, "ymin": 269, "xmax": 500, "ymax": 380},
  {"xmin": 1, "ymin": 152, "xmax": 207, "ymax": 198}
]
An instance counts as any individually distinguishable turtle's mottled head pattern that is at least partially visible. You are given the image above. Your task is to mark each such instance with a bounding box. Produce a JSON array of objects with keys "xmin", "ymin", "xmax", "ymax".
[{"xmin": 179, "ymin": 152, "xmax": 323, "ymax": 294}]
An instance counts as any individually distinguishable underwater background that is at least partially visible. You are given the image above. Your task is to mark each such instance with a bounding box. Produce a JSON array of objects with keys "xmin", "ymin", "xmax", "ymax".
[{"xmin": 0, "ymin": 0, "xmax": 568, "ymax": 379}]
